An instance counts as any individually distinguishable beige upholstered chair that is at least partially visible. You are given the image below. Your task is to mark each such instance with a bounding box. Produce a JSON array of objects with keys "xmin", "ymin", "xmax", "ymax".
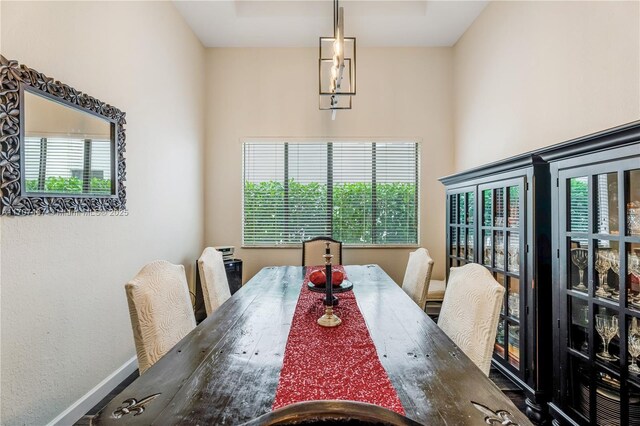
[
  {"xmin": 302, "ymin": 236, "xmax": 342, "ymax": 266},
  {"xmin": 401, "ymin": 248, "xmax": 434, "ymax": 311},
  {"xmin": 125, "ymin": 260, "xmax": 196, "ymax": 374},
  {"xmin": 437, "ymin": 263, "xmax": 505, "ymax": 376},
  {"xmin": 197, "ymin": 247, "xmax": 232, "ymax": 316}
]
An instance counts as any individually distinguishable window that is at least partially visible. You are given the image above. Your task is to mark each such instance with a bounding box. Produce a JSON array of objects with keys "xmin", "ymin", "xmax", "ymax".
[{"xmin": 243, "ymin": 141, "xmax": 419, "ymax": 246}]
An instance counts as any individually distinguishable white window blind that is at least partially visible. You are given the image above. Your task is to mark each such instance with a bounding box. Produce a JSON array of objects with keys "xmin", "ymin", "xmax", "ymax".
[
  {"xmin": 243, "ymin": 141, "xmax": 419, "ymax": 246},
  {"xmin": 23, "ymin": 137, "xmax": 113, "ymax": 195}
]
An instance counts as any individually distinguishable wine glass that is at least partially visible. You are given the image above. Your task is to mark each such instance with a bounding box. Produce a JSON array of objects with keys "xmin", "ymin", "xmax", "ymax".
[
  {"xmin": 579, "ymin": 306, "xmax": 589, "ymax": 353},
  {"xmin": 596, "ymin": 315, "xmax": 619, "ymax": 361},
  {"xmin": 509, "ymin": 246, "xmax": 519, "ymax": 273},
  {"xmin": 595, "ymin": 252, "xmax": 612, "ymax": 298},
  {"xmin": 571, "ymin": 248, "xmax": 588, "ymax": 291},
  {"xmin": 630, "ymin": 253, "xmax": 640, "ymax": 279},
  {"xmin": 484, "ymin": 236, "xmax": 492, "ymax": 266},
  {"xmin": 508, "ymin": 293, "xmax": 520, "ymax": 318},
  {"xmin": 495, "ymin": 243, "xmax": 505, "ymax": 269},
  {"xmin": 608, "ymin": 250, "xmax": 620, "ymax": 298},
  {"xmin": 629, "ymin": 334, "xmax": 640, "ymax": 374}
]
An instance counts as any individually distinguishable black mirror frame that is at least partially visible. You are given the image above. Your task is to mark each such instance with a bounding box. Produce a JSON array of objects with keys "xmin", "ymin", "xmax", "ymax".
[{"xmin": 0, "ymin": 55, "xmax": 126, "ymax": 216}]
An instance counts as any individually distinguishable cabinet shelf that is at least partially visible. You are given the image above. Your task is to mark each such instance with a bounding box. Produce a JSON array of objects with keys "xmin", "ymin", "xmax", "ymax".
[{"xmin": 568, "ymin": 347, "xmax": 589, "ymax": 361}]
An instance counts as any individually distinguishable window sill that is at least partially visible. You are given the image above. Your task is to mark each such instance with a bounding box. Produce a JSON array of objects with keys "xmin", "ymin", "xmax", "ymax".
[{"xmin": 242, "ymin": 244, "xmax": 420, "ymax": 249}]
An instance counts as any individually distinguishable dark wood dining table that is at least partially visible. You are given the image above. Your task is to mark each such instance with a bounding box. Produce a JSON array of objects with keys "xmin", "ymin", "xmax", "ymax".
[{"xmin": 94, "ymin": 265, "xmax": 532, "ymax": 425}]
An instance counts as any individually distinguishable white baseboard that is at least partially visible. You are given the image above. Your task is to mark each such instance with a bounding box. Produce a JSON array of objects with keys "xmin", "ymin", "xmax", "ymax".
[{"xmin": 47, "ymin": 356, "xmax": 138, "ymax": 426}]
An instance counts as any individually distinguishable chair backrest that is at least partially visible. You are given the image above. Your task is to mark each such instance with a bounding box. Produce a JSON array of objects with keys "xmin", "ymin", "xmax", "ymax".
[
  {"xmin": 302, "ymin": 236, "xmax": 343, "ymax": 266},
  {"xmin": 197, "ymin": 247, "xmax": 232, "ymax": 316},
  {"xmin": 125, "ymin": 260, "xmax": 196, "ymax": 374},
  {"xmin": 437, "ymin": 263, "xmax": 505, "ymax": 376},
  {"xmin": 401, "ymin": 248, "xmax": 434, "ymax": 310}
]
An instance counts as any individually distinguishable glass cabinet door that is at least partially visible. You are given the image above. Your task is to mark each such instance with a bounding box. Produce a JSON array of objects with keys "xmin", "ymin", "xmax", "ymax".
[
  {"xmin": 479, "ymin": 179, "xmax": 525, "ymax": 373},
  {"xmin": 558, "ymin": 160, "xmax": 640, "ymax": 425},
  {"xmin": 447, "ymin": 189, "xmax": 476, "ymax": 270}
]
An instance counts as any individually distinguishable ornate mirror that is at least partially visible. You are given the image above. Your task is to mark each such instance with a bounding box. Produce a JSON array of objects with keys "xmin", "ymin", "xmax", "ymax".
[{"xmin": 0, "ymin": 55, "xmax": 126, "ymax": 215}]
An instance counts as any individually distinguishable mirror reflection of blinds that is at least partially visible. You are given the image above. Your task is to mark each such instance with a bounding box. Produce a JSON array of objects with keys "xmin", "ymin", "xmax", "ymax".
[
  {"xmin": 243, "ymin": 141, "xmax": 419, "ymax": 246},
  {"xmin": 24, "ymin": 137, "xmax": 112, "ymax": 195},
  {"xmin": 569, "ymin": 176, "xmax": 589, "ymax": 248}
]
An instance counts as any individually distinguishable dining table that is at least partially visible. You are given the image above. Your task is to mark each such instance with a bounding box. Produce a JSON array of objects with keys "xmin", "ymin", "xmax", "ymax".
[{"xmin": 94, "ymin": 265, "xmax": 532, "ymax": 425}]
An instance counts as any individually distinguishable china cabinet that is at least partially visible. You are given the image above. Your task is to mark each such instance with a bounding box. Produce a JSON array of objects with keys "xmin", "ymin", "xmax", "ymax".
[
  {"xmin": 441, "ymin": 122, "xmax": 640, "ymax": 424},
  {"xmin": 546, "ymin": 123, "xmax": 640, "ymax": 425},
  {"xmin": 440, "ymin": 156, "xmax": 552, "ymax": 422}
]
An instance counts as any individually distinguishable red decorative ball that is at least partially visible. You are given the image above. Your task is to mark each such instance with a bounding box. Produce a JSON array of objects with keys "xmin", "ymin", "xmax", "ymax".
[
  {"xmin": 332, "ymin": 270, "xmax": 344, "ymax": 286},
  {"xmin": 309, "ymin": 270, "xmax": 326, "ymax": 286}
]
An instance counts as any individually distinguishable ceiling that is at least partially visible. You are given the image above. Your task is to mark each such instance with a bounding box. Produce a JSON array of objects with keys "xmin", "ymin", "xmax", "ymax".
[{"xmin": 173, "ymin": 1, "xmax": 488, "ymax": 47}]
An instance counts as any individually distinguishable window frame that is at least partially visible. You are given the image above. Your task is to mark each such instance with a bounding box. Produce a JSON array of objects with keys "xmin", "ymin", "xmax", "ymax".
[{"xmin": 241, "ymin": 138, "xmax": 421, "ymax": 249}]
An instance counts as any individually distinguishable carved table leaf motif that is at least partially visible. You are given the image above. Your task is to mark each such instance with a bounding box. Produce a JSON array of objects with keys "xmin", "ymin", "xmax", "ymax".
[
  {"xmin": 472, "ymin": 401, "xmax": 519, "ymax": 426},
  {"xmin": 112, "ymin": 393, "xmax": 161, "ymax": 419}
]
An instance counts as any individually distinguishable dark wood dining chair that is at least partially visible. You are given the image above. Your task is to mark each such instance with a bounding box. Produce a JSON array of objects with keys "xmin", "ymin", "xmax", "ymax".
[{"xmin": 302, "ymin": 236, "xmax": 343, "ymax": 266}]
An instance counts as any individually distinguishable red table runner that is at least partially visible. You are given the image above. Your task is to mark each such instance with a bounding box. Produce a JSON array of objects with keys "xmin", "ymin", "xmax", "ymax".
[{"xmin": 272, "ymin": 266, "xmax": 405, "ymax": 414}]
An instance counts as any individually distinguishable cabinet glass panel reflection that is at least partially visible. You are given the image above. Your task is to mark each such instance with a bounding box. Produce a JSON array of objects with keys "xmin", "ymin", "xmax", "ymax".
[
  {"xmin": 569, "ymin": 296, "xmax": 589, "ymax": 355},
  {"xmin": 628, "ymin": 170, "xmax": 640, "ymax": 236},
  {"xmin": 569, "ymin": 176, "xmax": 589, "ymax": 233},
  {"xmin": 595, "ymin": 172, "xmax": 619, "ymax": 235},
  {"xmin": 482, "ymin": 189, "xmax": 492, "ymax": 227}
]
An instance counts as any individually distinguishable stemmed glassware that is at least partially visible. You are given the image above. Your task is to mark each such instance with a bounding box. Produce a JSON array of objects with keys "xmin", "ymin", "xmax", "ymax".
[
  {"xmin": 495, "ymin": 243, "xmax": 505, "ymax": 269},
  {"xmin": 484, "ymin": 235, "xmax": 492, "ymax": 266},
  {"xmin": 628, "ymin": 253, "xmax": 640, "ymax": 305},
  {"xmin": 595, "ymin": 252, "xmax": 612, "ymax": 298},
  {"xmin": 607, "ymin": 250, "xmax": 620, "ymax": 299},
  {"xmin": 595, "ymin": 314, "xmax": 619, "ymax": 361},
  {"xmin": 630, "ymin": 318, "xmax": 640, "ymax": 374},
  {"xmin": 508, "ymin": 246, "xmax": 519, "ymax": 273},
  {"xmin": 630, "ymin": 253, "xmax": 640, "ymax": 279},
  {"xmin": 571, "ymin": 248, "xmax": 588, "ymax": 291}
]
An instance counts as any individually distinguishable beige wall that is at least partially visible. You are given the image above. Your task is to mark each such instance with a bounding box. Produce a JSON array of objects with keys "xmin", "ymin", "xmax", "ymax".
[
  {"xmin": 204, "ymin": 47, "xmax": 454, "ymax": 284},
  {"xmin": 453, "ymin": 0, "xmax": 640, "ymax": 171},
  {"xmin": 0, "ymin": 2, "xmax": 205, "ymax": 424}
]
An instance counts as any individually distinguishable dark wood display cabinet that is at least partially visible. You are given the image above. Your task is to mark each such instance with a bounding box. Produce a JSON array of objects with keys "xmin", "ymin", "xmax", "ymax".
[
  {"xmin": 545, "ymin": 123, "xmax": 640, "ymax": 426},
  {"xmin": 441, "ymin": 122, "xmax": 640, "ymax": 424},
  {"xmin": 440, "ymin": 156, "xmax": 552, "ymax": 423}
]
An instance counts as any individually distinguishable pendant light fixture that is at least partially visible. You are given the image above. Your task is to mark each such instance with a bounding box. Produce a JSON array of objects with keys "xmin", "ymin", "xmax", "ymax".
[{"xmin": 319, "ymin": 0, "xmax": 356, "ymax": 120}]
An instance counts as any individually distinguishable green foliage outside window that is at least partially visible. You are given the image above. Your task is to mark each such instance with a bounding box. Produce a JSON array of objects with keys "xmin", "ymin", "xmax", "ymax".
[
  {"xmin": 244, "ymin": 179, "xmax": 417, "ymax": 245},
  {"xmin": 570, "ymin": 178, "xmax": 589, "ymax": 232},
  {"xmin": 25, "ymin": 177, "xmax": 112, "ymax": 194}
]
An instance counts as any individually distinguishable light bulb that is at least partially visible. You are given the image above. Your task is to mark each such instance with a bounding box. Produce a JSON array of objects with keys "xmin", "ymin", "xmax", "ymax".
[{"xmin": 333, "ymin": 40, "xmax": 342, "ymax": 56}]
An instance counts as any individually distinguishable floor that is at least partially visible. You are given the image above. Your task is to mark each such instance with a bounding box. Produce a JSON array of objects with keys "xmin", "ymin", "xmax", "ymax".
[
  {"xmin": 489, "ymin": 367, "xmax": 530, "ymax": 420},
  {"xmin": 75, "ymin": 371, "xmax": 139, "ymax": 425},
  {"xmin": 77, "ymin": 367, "xmax": 533, "ymax": 425}
]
